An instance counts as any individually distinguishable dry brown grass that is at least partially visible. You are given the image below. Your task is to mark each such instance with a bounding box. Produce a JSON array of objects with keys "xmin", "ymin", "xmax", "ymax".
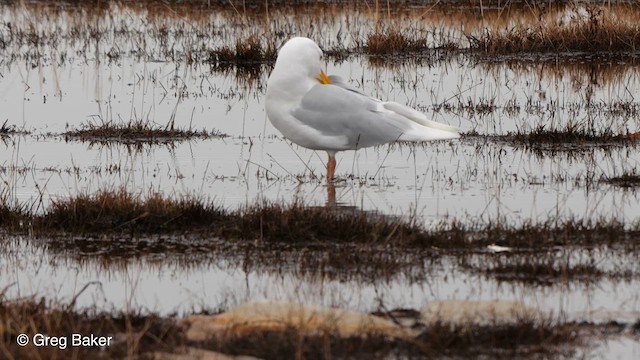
[
  {"xmin": 202, "ymin": 319, "xmax": 578, "ymax": 359},
  {"xmin": 601, "ymin": 172, "xmax": 640, "ymax": 188},
  {"xmin": 4, "ymin": 1, "xmax": 640, "ymax": 70},
  {"xmin": 64, "ymin": 119, "xmax": 224, "ymax": 144},
  {"xmin": 43, "ymin": 189, "xmax": 226, "ymax": 233},
  {"xmin": 0, "ymin": 189, "xmax": 637, "ymax": 253},
  {"xmin": 511, "ymin": 123, "xmax": 626, "ymax": 145},
  {"xmin": 0, "ymin": 297, "xmax": 181, "ymax": 359},
  {"xmin": 0, "ymin": 296, "xmax": 585, "ymax": 359},
  {"xmin": 470, "ymin": 4, "xmax": 640, "ymax": 54},
  {"xmin": 366, "ymin": 27, "xmax": 427, "ymax": 55},
  {"xmin": 208, "ymin": 34, "xmax": 276, "ymax": 65}
]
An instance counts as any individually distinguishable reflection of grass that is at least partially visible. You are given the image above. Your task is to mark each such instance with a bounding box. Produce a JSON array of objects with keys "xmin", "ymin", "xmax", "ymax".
[
  {"xmin": 64, "ymin": 119, "xmax": 225, "ymax": 143},
  {"xmin": 459, "ymin": 252, "xmax": 611, "ymax": 286},
  {"xmin": 207, "ymin": 321, "xmax": 576, "ymax": 359}
]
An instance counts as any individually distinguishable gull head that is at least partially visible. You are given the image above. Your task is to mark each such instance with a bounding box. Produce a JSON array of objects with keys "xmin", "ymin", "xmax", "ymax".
[{"xmin": 268, "ymin": 37, "xmax": 330, "ymax": 97}]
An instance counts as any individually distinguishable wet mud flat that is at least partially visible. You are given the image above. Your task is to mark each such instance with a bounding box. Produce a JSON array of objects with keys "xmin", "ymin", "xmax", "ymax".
[{"xmin": 2, "ymin": 0, "xmax": 640, "ymax": 358}]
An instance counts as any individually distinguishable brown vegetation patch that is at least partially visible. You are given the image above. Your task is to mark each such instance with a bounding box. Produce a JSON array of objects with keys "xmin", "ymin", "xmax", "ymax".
[
  {"xmin": 0, "ymin": 298, "xmax": 181, "ymax": 359},
  {"xmin": 43, "ymin": 189, "xmax": 226, "ymax": 233},
  {"xmin": 0, "ymin": 120, "xmax": 29, "ymax": 137},
  {"xmin": 207, "ymin": 35, "xmax": 276, "ymax": 66},
  {"xmin": 601, "ymin": 173, "xmax": 640, "ymax": 188},
  {"xmin": 0, "ymin": 296, "xmax": 615, "ymax": 359},
  {"xmin": 366, "ymin": 27, "xmax": 427, "ymax": 55},
  {"xmin": 469, "ymin": 4, "xmax": 640, "ymax": 55},
  {"xmin": 63, "ymin": 119, "xmax": 224, "ymax": 144},
  {"xmin": 479, "ymin": 122, "xmax": 640, "ymax": 158},
  {"xmin": 4, "ymin": 1, "xmax": 640, "ymax": 71},
  {"xmin": 1, "ymin": 189, "xmax": 638, "ymax": 254},
  {"xmin": 511, "ymin": 123, "xmax": 625, "ymax": 145},
  {"xmin": 203, "ymin": 320, "xmax": 577, "ymax": 359}
]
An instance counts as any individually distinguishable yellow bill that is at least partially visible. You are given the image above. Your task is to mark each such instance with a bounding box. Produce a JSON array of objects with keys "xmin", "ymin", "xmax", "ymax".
[{"xmin": 317, "ymin": 70, "xmax": 331, "ymax": 85}]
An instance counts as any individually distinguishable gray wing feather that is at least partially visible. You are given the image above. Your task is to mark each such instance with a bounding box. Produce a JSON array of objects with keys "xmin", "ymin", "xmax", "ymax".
[
  {"xmin": 291, "ymin": 84, "xmax": 406, "ymax": 149},
  {"xmin": 327, "ymin": 75, "xmax": 368, "ymax": 97}
]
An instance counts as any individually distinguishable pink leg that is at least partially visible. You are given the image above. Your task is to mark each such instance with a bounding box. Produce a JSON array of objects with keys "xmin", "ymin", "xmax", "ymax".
[
  {"xmin": 326, "ymin": 153, "xmax": 336, "ymax": 206},
  {"xmin": 327, "ymin": 154, "xmax": 336, "ymax": 181}
]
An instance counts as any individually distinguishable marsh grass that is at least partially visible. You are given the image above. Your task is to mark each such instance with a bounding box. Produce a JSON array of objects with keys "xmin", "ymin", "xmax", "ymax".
[
  {"xmin": 0, "ymin": 120, "xmax": 29, "ymax": 137},
  {"xmin": 64, "ymin": 119, "xmax": 224, "ymax": 144},
  {"xmin": 0, "ymin": 120, "xmax": 13, "ymax": 136},
  {"xmin": 0, "ymin": 187, "xmax": 33, "ymax": 229},
  {"xmin": 2, "ymin": 183, "xmax": 639, "ymax": 284},
  {"xmin": 601, "ymin": 172, "xmax": 640, "ymax": 188},
  {"xmin": 204, "ymin": 319, "xmax": 578, "ymax": 359},
  {"xmin": 0, "ymin": 202, "xmax": 29, "ymax": 228},
  {"xmin": 415, "ymin": 320, "xmax": 577, "ymax": 357},
  {"xmin": 366, "ymin": 27, "xmax": 427, "ymax": 55},
  {"xmin": 0, "ymin": 297, "xmax": 181, "ymax": 359},
  {"xmin": 470, "ymin": 4, "xmax": 640, "ymax": 55},
  {"xmin": 1, "ymin": 189, "xmax": 638, "ymax": 252},
  {"xmin": 43, "ymin": 189, "xmax": 227, "ymax": 233},
  {"xmin": 0, "ymin": 296, "xmax": 584, "ymax": 359},
  {"xmin": 210, "ymin": 35, "xmax": 276, "ymax": 63},
  {"xmin": 3, "ymin": 1, "xmax": 640, "ymax": 78},
  {"xmin": 498, "ymin": 122, "xmax": 640, "ymax": 154}
]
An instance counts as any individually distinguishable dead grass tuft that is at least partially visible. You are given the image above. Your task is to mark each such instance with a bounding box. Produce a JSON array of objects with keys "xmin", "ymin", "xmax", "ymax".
[
  {"xmin": 601, "ymin": 172, "xmax": 640, "ymax": 188},
  {"xmin": 43, "ymin": 189, "xmax": 226, "ymax": 233},
  {"xmin": 0, "ymin": 297, "xmax": 181, "ymax": 359},
  {"xmin": 366, "ymin": 27, "xmax": 426, "ymax": 55},
  {"xmin": 506, "ymin": 122, "xmax": 631, "ymax": 151},
  {"xmin": 417, "ymin": 320, "xmax": 577, "ymax": 356},
  {"xmin": 64, "ymin": 119, "xmax": 224, "ymax": 143},
  {"xmin": 0, "ymin": 120, "xmax": 29, "ymax": 136},
  {"xmin": 208, "ymin": 35, "xmax": 276, "ymax": 65}
]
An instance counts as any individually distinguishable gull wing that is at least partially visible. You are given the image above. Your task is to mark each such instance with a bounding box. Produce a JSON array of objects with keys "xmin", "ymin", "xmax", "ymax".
[
  {"xmin": 328, "ymin": 75, "xmax": 460, "ymax": 134},
  {"xmin": 291, "ymin": 84, "xmax": 406, "ymax": 150}
]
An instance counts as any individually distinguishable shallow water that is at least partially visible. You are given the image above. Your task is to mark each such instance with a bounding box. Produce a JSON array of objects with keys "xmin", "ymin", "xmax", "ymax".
[
  {"xmin": 3, "ymin": 56, "xmax": 640, "ymax": 223},
  {"xmin": 2, "ymin": 237, "xmax": 639, "ymax": 323},
  {"xmin": 1, "ymin": 3, "xmax": 640, "ymax": 357}
]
